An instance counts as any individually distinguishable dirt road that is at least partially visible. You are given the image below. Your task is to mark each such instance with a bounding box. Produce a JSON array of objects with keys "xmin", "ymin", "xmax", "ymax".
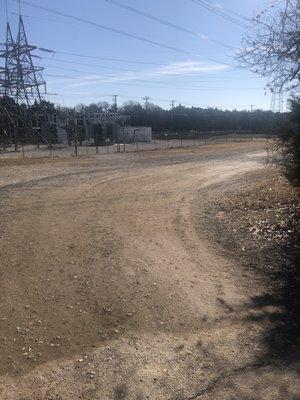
[{"xmin": 0, "ymin": 141, "xmax": 298, "ymax": 399}]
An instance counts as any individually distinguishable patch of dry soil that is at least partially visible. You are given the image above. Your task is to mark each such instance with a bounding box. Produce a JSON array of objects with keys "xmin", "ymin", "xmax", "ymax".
[{"xmin": 0, "ymin": 142, "xmax": 298, "ymax": 399}]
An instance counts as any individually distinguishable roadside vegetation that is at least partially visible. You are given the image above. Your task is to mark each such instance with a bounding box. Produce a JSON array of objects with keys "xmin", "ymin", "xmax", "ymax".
[
  {"xmin": 280, "ymin": 97, "xmax": 300, "ymax": 185},
  {"xmin": 238, "ymin": 0, "xmax": 299, "ymax": 186}
]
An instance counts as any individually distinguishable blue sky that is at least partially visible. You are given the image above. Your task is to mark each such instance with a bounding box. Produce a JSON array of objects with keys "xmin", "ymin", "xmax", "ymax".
[{"xmin": 0, "ymin": 0, "xmax": 280, "ymax": 110}]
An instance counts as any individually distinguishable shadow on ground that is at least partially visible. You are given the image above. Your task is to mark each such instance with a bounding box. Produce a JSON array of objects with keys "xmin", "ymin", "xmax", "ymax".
[{"xmin": 195, "ymin": 167, "xmax": 300, "ymax": 364}]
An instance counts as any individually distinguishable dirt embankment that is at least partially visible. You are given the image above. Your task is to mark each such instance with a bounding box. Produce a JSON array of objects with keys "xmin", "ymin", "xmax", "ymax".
[
  {"xmin": 195, "ymin": 166, "xmax": 300, "ymax": 359},
  {"xmin": 0, "ymin": 141, "xmax": 298, "ymax": 400}
]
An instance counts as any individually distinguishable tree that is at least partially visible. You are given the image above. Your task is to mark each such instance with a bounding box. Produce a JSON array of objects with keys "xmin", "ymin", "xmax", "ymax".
[
  {"xmin": 237, "ymin": 0, "xmax": 299, "ymax": 91},
  {"xmin": 238, "ymin": 0, "xmax": 299, "ymax": 183},
  {"xmin": 281, "ymin": 96, "xmax": 300, "ymax": 183}
]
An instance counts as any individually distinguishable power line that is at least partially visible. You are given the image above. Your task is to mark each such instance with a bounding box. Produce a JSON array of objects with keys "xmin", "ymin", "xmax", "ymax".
[
  {"xmin": 18, "ymin": 0, "xmax": 237, "ymax": 68},
  {"xmin": 54, "ymin": 51, "xmax": 165, "ymax": 67},
  {"xmin": 42, "ymin": 57, "xmax": 145, "ymax": 74},
  {"xmin": 201, "ymin": 0, "xmax": 250, "ymax": 22},
  {"xmin": 50, "ymin": 90, "xmax": 264, "ymax": 110},
  {"xmin": 44, "ymin": 73, "xmax": 264, "ymax": 91},
  {"xmin": 41, "ymin": 57, "xmax": 235, "ymax": 77},
  {"xmin": 11, "ymin": 14, "xmax": 237, "ymax": 66},
  {"xmin": 10, "ymin": 11, "xmax": 83, "ymax": 26},
  {"xmin": 40, "ymin": 54, "xmax": 262, "ymax": 82},
  {"xmin": 44, "ymin": 69, "xmax": 264, "ymax": 84},
  {"xmin": 188, "ymin": 0, "xmax": 255, "ymax": 31},
  {"xmin": 39, "ymin": 47, "xmax": 234, "ymax": 69},
  {"xmin": 48, "ymin": 91, "xmax": 228, "ymax": 109},
  {"xmin": 18, "ymin": 0, "xmax": 195, "ymax": 56},
  {"xmin": 103, "ymin": 0, "xmax": 235, "ymax": 50},
  {"xmin": 189, "ymin": 0, "xmax": 250, "ymax": 28}
]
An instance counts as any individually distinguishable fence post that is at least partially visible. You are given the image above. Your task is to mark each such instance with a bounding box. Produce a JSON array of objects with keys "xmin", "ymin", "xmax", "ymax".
[
  {"xmin": 14, "ymin": 125, "xmax": 18, "ymax": 152},
  {"xmin": 95, "ymin": 130, "xmax": 99, "ymax": 154},
  {"xmin": 49, "ymin": 128, "xmax": 53, "ymax": 158},
  {"xmin": 74, "ymin": 128, "xmax": 78, "ymax": 156},
  {"xmin": 21, "ymin": 138, "xmax": 25, "ymax": 159}
]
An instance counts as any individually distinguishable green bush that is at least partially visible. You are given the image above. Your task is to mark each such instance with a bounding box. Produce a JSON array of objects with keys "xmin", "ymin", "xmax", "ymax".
[{"xmin": 280, "ymin": 97, "xmax": 300, "ymax": 185}]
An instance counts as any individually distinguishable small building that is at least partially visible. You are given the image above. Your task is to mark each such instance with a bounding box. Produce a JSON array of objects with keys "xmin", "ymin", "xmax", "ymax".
[{"xmin": 116, "ymin": 126, "xmax": 152, "ymax": 143}]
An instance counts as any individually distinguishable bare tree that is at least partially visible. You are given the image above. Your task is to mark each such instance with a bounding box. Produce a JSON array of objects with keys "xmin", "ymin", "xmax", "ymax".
[{"xmin": 237, "ymin": 0, "xmax": 300, "ymax": 91}]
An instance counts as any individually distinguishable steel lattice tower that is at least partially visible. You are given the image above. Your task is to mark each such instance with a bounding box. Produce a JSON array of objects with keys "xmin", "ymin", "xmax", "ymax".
[
  {"xmin": 270, "ymin": 89, "xmax": 284, "ymax": 114},
  {"xmin": 0, "ymin": 16, "xmax": 46, "ymax": 105},
  {"xmin": 0, "ymin": 23, "xmax": 14, "ymax": 98}
]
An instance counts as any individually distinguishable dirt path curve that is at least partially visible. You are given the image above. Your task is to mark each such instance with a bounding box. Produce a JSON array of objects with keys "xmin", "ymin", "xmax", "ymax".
[{"xmin": 0, "ymin": 142, "xmax": 298, "ymax": 399}]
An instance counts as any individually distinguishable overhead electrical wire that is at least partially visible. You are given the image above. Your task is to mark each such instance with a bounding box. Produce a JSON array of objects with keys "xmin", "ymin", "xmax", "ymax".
[
  {"xmin": 188, "ymin": 0, "xmax": 256, "ymax": 32},
  {"xmin": 53, "ymin": 51, "xmax": 165, "ymax": 67},
  {"xmin": 44, "ymin": 64, "xmax": 238, "ymax": 79},
  {"xmin": 18, "ymin": 0, "xmax": 195, "ymax": 56},
  {"xmin": 47, "ymin": 90, "xmax": 264, "ymax": 110},
  {"xmin": 103, "ymin": 0, "xmax": 235, "ymax": 50},
  {"xmin": 50, "ymin": 92, "xmax": 234, "ymax": 110},
  {"xmin": 43, "ymin": 58, "xmax": 145, "ymax": 74},
  {"xmin": 18, "ymin": 0, "xmax": 236, "ymax": 68},
  {"xmin": 10, "ymin": 12, "xmax": 81, "ymax": 26},
  {"xmin": 42, "ymin": 50, "xmax": 235, "ymax": 70},
  {"xmin": 44, "ymin": 72, "xmax": 263, "ymax": 91},
  {"xmin": 200, "ymin": 0, "xmax": 251, "ymax": 22},
  {"xmin": 44, "ymin": 66, "xmax": 264, "ymax": 83},
  {"xmin": 41, "ymin": 57, "xmax": 235, "ymax": 77},
  {"xmin": 44, "ymin": 91, "xmax": 227, "ymax": 108},
  {"xmin": 8, "ymin": 0, "xmax": 264, "ymax": 107}
]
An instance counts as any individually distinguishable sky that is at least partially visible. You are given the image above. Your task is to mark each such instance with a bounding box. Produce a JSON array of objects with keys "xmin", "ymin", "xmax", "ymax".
[{"xmin": 0, "ymin": 0, "xmax": 283, "ymax": 110}]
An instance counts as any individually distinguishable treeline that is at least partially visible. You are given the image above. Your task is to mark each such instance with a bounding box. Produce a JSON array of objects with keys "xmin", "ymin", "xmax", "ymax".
[
  {"xmin": 0, "ymin": 96, "xmax": 289, "ymax": 139},
  {"xmin": 74, "ymin": 101, "xmax": 288, "ymax": 133}
]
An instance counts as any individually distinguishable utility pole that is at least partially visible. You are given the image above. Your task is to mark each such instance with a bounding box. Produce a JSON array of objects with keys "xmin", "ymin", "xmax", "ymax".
[
  {"xmin": 249, "ymin": 104, "xmax": 254, "ymax": 112},
  {"xmin": 112, "ymin": 94, "xmax": 118, "ymax": 111},
  {"xmin": 143, "ymin": 96, "xmax": 150, "ymax": 110},
  {"xmin": 170, "ymin": 100, "xmax": 176, "ymax": 132}
]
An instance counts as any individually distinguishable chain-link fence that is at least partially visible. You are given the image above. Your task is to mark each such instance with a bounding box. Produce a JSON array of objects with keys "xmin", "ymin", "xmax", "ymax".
[{"xmin": 0, "ymin": 130, "xmax": 269, "ymax": 159}]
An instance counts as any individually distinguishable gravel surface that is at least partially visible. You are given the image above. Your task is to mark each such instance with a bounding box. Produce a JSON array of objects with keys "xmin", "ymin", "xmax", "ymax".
[{"xmin": 0, "ymin": 141, "xmax": 298, "ymax": 400}]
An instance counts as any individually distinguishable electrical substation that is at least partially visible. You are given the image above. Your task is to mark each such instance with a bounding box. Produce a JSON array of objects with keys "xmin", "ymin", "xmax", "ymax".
[{"xmin": 0, "ymin": 14, "xmax": 152, "ymax": 154}]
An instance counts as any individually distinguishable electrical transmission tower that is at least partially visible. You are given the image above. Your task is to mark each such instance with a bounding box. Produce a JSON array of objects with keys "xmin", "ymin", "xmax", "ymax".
[
  {"xmin": 0, "ymin": 15, "xmax": 50, "ymax": 151},
  {"xmin": 0, "ymin": 16, "xmax": 46, "ymax": 105},
  {"xmin": 270, "ymin": 88, "xmax": 284, "ymax": 114}
]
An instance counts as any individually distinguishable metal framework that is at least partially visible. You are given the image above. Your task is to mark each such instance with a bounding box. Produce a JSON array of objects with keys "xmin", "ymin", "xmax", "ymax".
[
  {"xmin": 0, "ymin": 16, "xmax": 133, "ymax": 151},
  {"xmin": 0, "ymin": 16, "xmax": 46, "ymax": 105},
  {"xmin": 270, "ymin": 89, "xmax": 284, "ymax": 114}
]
